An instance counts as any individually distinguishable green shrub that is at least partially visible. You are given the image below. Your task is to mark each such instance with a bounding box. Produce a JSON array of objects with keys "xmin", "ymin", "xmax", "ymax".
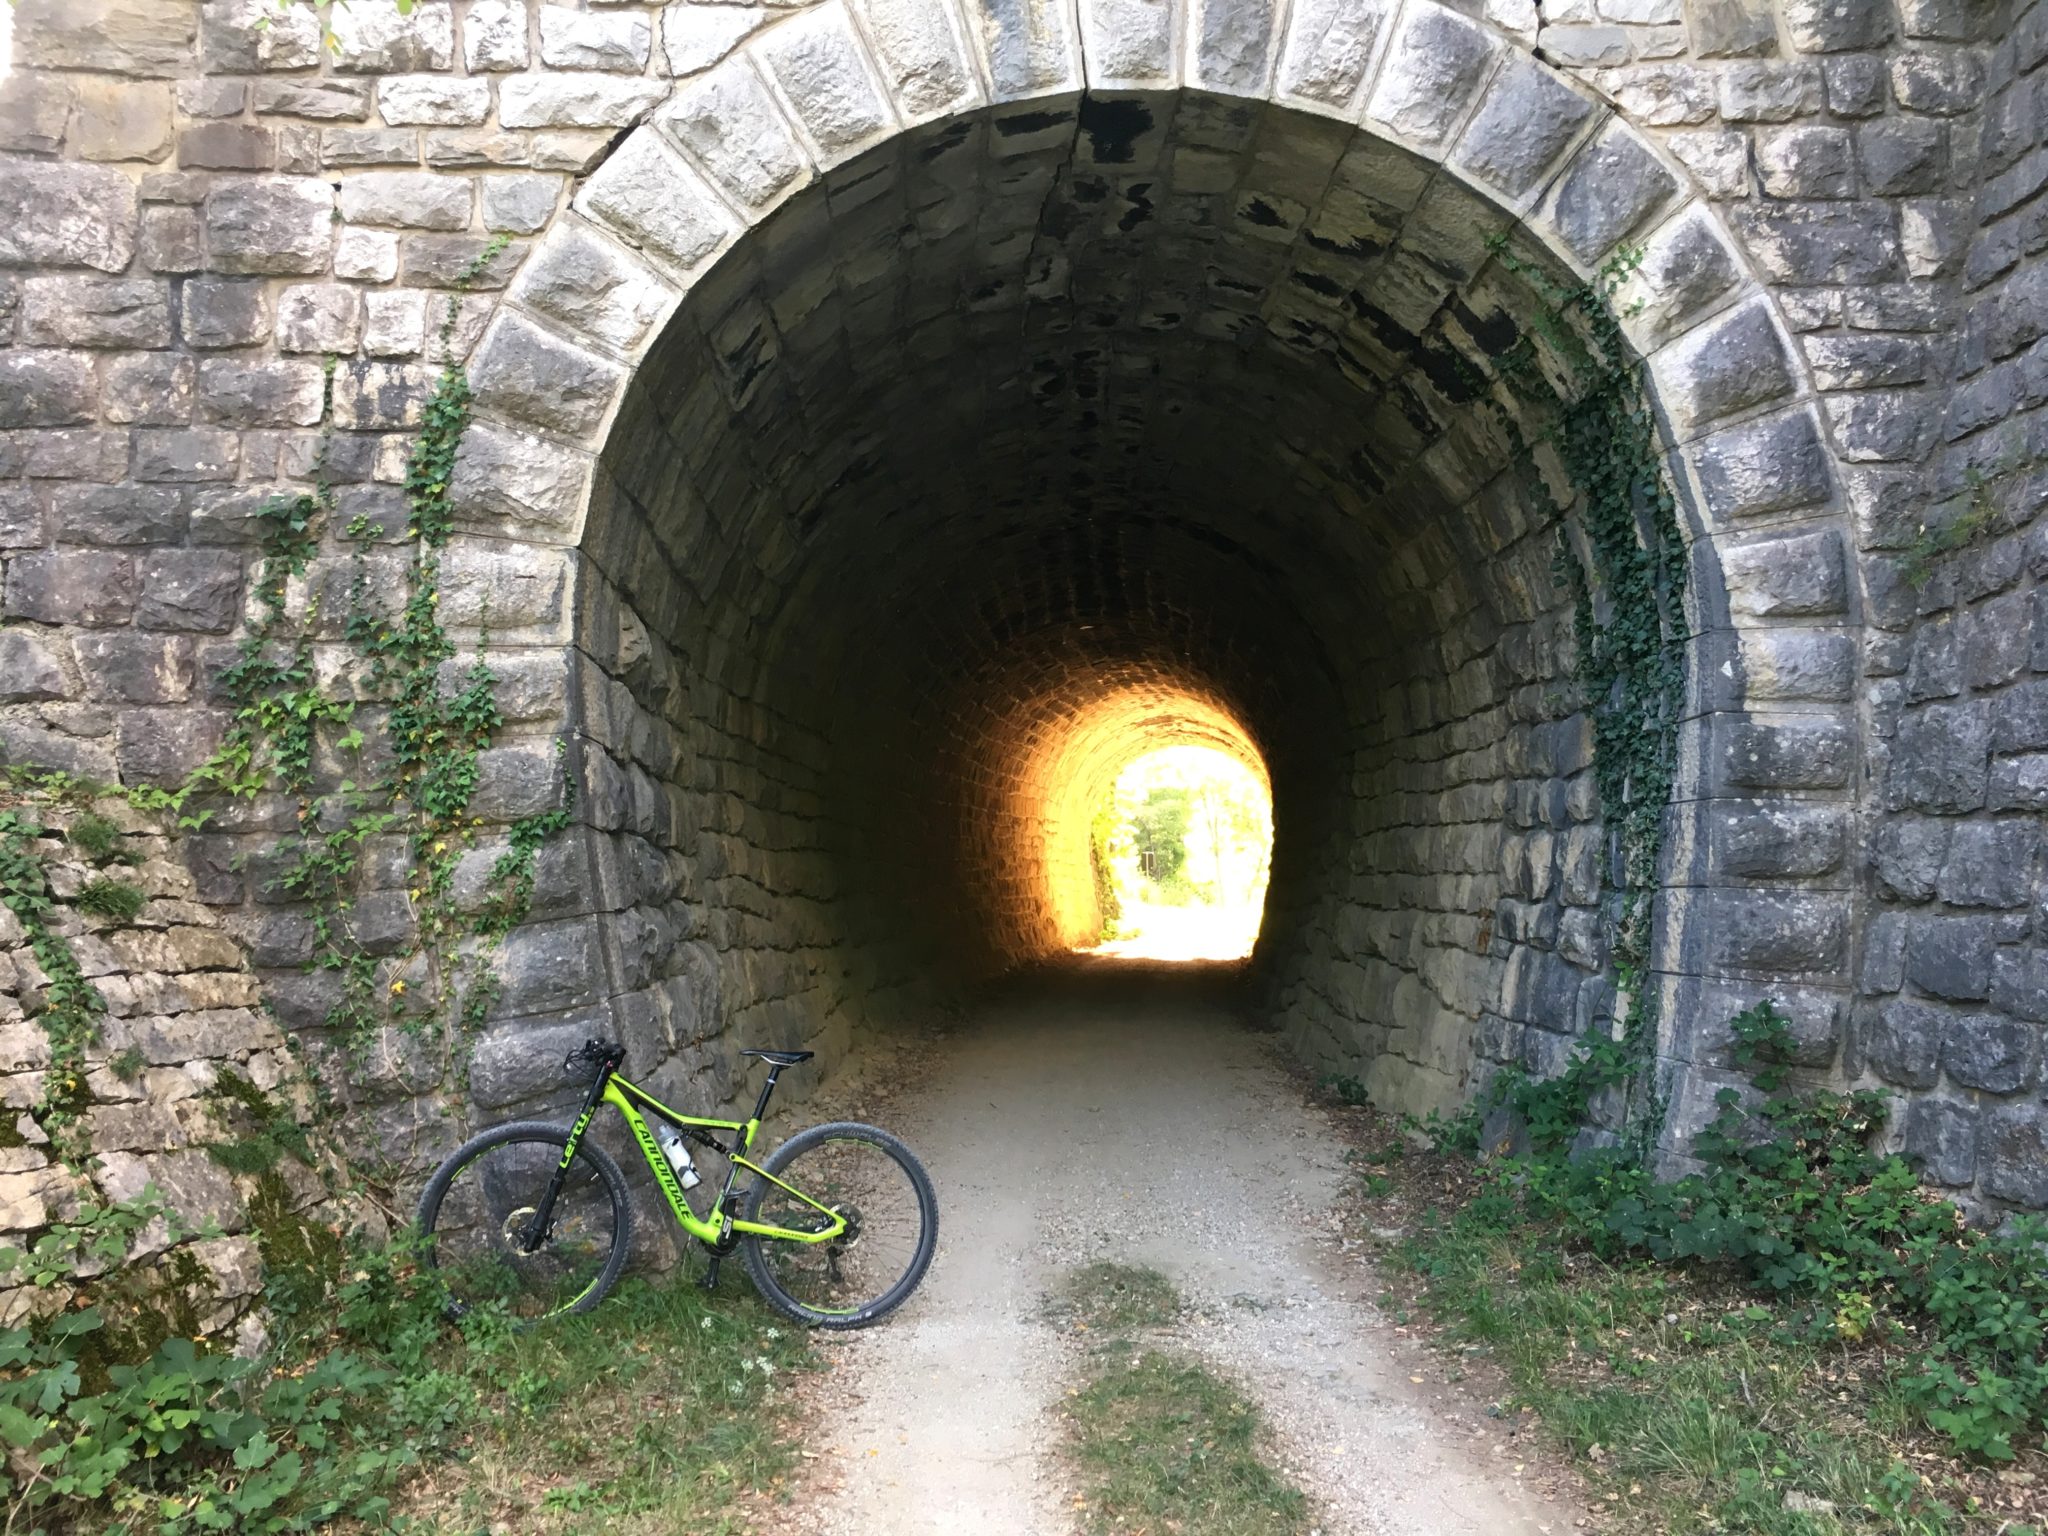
[
  {"xmin": 74, "ymin": 875, "xmax": 147, "ymax": 922},
  {"xmin": 1484, "ymin": 1003, "xmax": 2048, "ymax": 1463},
  {"xmin": 65, "ymin": 810, "xmax": 131, "ymax": 862}
]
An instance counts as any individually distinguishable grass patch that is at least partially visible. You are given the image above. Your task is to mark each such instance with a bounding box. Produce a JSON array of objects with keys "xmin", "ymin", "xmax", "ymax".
[
  {"xmin": 1059, "ymin": 1261, "xmax": 1184, "ymax": 1331},
  {"xmin": 73, "ymin": 874, "xmax": 147, "ymax": 921},
  {"xmin": 1329, "ymin": 1108, "xmax": 2048, "ymax": 1536},
  {"xmin": 1056, "ymin": 1263, "xmax": 1309, "ymax": 1536},
  {"xmin": 394, "ymin": 1273, "xmax": 815, "ymax": 1535},
  {"xmin": 1067, "ymin": 1349, "xmax": 1311, "ymax": 1536}
]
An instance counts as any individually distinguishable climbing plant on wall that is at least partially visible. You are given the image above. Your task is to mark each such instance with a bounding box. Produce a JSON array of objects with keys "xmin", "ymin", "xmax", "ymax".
[{"xmin": 1472, "ymin": 238, "xmax": 1690, "ymax": 1152}]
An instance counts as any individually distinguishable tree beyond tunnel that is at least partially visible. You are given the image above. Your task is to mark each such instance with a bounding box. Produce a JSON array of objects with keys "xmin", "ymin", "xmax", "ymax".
[{"xmin": 571, "ymin": 90, "xmax": 1637, "ymax": 1111}]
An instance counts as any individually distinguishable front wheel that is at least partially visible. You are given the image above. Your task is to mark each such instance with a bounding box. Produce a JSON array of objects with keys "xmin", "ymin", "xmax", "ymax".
[
  {"xmin": 739, "ymin": 1121, "xmax": 938, "ymax": 1329},
  {"xmin": 415, "ymin": 1121, "xmax": 633, "ymax": 1322}
]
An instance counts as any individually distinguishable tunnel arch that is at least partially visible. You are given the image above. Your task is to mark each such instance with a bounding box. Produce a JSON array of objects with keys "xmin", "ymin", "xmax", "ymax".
[{"xmin": 452, "ymin": 0, "xmax": 1862, "ymax": 1139}]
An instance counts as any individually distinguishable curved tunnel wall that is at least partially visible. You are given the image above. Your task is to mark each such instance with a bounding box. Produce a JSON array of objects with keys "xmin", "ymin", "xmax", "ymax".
[{"xmin": 568, "ymin": 92, "xmax": 1633, "ymax": 1113}]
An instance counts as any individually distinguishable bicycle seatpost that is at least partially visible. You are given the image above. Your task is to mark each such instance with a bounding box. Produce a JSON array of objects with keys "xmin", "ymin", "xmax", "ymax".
[{"xmin": 751, "ymin": 1065, "xmax": 784, "ymax": 1123}]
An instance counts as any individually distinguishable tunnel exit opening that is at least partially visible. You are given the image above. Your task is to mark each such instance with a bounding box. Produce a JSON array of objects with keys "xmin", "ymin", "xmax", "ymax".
[{"xmin": 1084, "ymin": 739, "xmax": 1272, "ymax": 965}]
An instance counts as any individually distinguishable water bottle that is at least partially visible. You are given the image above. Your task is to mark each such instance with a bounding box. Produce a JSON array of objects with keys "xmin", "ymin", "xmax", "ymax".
[{"xmin": 655, "ymin": 1122, "xmax": 701, "ymax": 1189}]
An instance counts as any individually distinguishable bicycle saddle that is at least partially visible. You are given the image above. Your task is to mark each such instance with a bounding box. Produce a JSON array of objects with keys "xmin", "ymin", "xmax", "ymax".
[{"xmin": 741, "ymin": 1048, "xmax": 814, "ymax": 1066}]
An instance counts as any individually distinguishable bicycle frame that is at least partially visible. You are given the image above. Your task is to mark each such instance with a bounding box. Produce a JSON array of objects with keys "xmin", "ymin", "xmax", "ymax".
[{"xmin": 541, "ymin": 1055, "xmax": 847, "ymax": 1253}]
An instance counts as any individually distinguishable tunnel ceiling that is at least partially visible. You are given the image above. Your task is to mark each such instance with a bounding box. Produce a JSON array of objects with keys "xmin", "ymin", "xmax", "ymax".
[{"xmin": 582, "ymin": 89, "xmax": 1611, "ymax": 976}]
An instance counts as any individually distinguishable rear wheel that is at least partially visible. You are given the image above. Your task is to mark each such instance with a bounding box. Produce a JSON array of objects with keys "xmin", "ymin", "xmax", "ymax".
[
  {"xmin": 739, "ymin": 1121, "xmax": 938, "ymax": 1329},
  {"xmin": 415, "ymin": 1121, "xmax": 632, "ymax": 1322}
]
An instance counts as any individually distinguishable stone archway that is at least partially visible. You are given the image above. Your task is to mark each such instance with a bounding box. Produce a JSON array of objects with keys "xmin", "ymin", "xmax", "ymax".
[{"xmin": 440, "ymin": 0, "xmax": 1859, "ymax": 1150}]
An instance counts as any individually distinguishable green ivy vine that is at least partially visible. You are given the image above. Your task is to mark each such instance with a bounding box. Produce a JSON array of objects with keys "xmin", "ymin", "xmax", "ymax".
[{"xmin": 1470, "ymin": 238, "xmax": 1689, "ymax": 1153}]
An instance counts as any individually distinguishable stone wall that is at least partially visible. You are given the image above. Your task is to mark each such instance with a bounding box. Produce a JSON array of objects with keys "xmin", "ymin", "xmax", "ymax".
[
  {"xmin": 1, "ymin": 795, "xmax": 331, "ymax": 1332},
  {"xmin": 0, "ymin": 0, "xmax": 2042, "ymax": 1225}
]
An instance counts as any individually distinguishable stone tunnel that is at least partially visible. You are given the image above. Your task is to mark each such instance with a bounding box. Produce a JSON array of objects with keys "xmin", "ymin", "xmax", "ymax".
[{"xmin": 2, "ymin": 0, "xmax": 2047, "ymax": 1223}]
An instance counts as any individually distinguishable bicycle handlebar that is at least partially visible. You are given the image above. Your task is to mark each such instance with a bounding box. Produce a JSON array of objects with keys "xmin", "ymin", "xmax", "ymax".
[{"xmin": 564, "ymin": 1038, "xmax": 626, "ymax": 1074}]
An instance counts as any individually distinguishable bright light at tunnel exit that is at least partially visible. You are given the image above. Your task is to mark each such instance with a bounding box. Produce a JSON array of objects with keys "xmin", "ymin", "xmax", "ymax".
[{"xmin": 1083, "ymin": 745, "xmax": 1273, "ymax": 964}]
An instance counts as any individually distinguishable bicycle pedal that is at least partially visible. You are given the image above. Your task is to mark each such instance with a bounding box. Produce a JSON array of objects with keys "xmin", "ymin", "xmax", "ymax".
[{"xmin": 701, "ymin": 1256, "xmax": 721, "ymax": 1292}]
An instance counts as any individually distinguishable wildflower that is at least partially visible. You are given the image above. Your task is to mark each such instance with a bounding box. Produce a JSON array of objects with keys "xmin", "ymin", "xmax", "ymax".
[{"xmin": 391, "ymin": 979, "xmax": 407, "ymax": 995}]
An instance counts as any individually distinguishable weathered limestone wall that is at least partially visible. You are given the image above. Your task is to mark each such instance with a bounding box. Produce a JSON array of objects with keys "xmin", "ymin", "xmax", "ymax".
[
  {"xmin": 0, "ymin": 0, "xmax": 2040, "ymax": 1224},
  {"xmin": 1, "ymin": 797, "xmax": 331, "ymax": 1331}
]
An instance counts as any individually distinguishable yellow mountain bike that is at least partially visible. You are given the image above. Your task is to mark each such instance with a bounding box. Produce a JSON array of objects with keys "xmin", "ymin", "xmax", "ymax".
[{"xmin": 415, "ymin": 1038, "xmax": 937, "ymax": 1328}]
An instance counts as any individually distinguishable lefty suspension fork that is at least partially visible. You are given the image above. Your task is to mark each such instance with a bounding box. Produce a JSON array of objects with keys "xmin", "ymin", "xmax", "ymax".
[
  {"xmin": 519, "ymin": 1056, "xmax": 614, "ymax": 1253},
  {"xmin": 702, "ymin": 1064, "xmax": 784, "ymax": 1291}
]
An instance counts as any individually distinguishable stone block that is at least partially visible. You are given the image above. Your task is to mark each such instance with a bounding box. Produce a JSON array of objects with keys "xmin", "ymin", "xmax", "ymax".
[
  {"xmin": 1866, "ymin": 996, "xmax": 1945, "ymax": 1088},
  {"xmin": 335, "ymin": 228, "xmax": 401, "ymax": 283},
  {"xmin": 511, "ymin": 226, "xmax": 675, "ymax": 353},
  {"xmin": 1901, "ymin": 1097, "xmax": 1976, "ymax": 1185},
  {"xmin": 466, "ymin": 0, "xmax": 532, "ymax": 70},
  {"xmin": 251, "ymin": 78, "xmax": 374, "ymax": 121},
  {"xmin": 1886, "ymin": 701, "xmax": 1988, "ymax": 812},
  {"xmin": 1904, "ymin": 915, "xmax": 1997, "ymax": 1001},
  {"xmin": 660, "ymin": 59, "xmax": 814, "ymax": 213},
  {"xmin": 363, "ymin": 290, "xmax": 428, "ymax": 358},
  {"xmin": 50, "ymin": 483, "xmax": 186, "ymax": 546},
  {"xmin": 1688, "ymin": 0, "xmax": 1775, "ymax": 55},
  {"xmin": 469, "ymin": 313, "xmax": 626, "ymax": 439},
  {"xmin": 141, "ymin": 206, "xmax": 207, "ymax": 274},
  {"xmin": 1942, "ymin": 1012, "xmax": 2036, "ymax": 1094},
  {"xmin": 1652, "ymin": 300, "xmax": 1794, "ymax": 436},
  {"xmin": 1824, "ymin": 390, "xmax": 1936, "ymax": 464},
  {"xmin": 1782, "ymin": 0, "xmax": 1892, "ymax": 49},
  {"xmin": 378, "ymin": 76, "xmax": 492, "ymax": 127},
  {"xmin": 15, "ymin": 0, "xmax": 198, "ymax": 76},
  {"xmin": 1452, "ymin": 54, "xmax": 1594, "ymax": 202},
  {"xmin": 178, "ymin": 122, "xmax": 274, "ymax": 171},
  {"xmin": 137, "ymin": 552, "xmax": 242, "ymax": 636},
  {"xmin": 480, "ymin": 175, "xmax": 562, "ymax": 236},
  {"xmin": 338, "ymin": 171, "xmax": 473, "ymax": 232},
  {"xmin": 329, "ymin": 1, "xmax": 455, "ymax": 72},
  {"xmin": 73, "ymin": 80, "xmax": 175, "ymax": 163},
  {"xmin": 1275, "ymin": 0, "xmax": 1388, "ymax": 110},
  {"xmin": 576, "ymin": 133, "xmax": 735, "ymax": 276},
  {"xmin": 329, "ymin": 360, "xmax": 434, "ymax": 430},
  {"xmin": 400, "ymin": 234, "xmax": 527, "ymax": 289},
  {"xmin": 1991, "ymin": 680, "xmax": 2048, "ymax": 754},
  {"xmin": 541, "ymin": 7, "xmax": 653, "ymax": 71},
  {"xmin": 1719, "ymin": 716, "xmax": 1853, "ymax": 791},
  {"xmin": 1990, "ymin": 753, "xmax": 2048, "ymax": 811},
  {"xmin": 0, "ymin": 74, "xmax": 74, "ymax": 155},
  {"xmin": 19, "ymin": 278, "xmax": 172, "ymax": 350},
  {"xmin": 451, "ymin": 424, "xmax": 594, "ymax": 534},
  {"xmin": 4, "ymin": 551, "xmax": 136, "ymax": 627},
  {"xmin": 0, "ymin": 487, "xmax": 43, "ymax": 548},
  {"xmin": 1722, "ymin": 529, "xmax": 1846, "ymax": 618},
  {"xmin": 1983, "ymin": 1101, "xmax": 2048, "ymax": 1207},
  {"xmin": 469, "ymin": 1014, "xmax": 610, "ymax": 1109},
  {"xmin": 0, "ymin": 163, "xmax": 138, "ymax": 274},
  {"xmin": 201, "ymin": 0, "xmax": 321, "ymax": 71},
  {"xmin": 1689, "ymin": 408, "xmax": 1832, "ymax": 520},
  {"xmin": 132, "ymin": 427, "xmax": 240, "ymax": 483},
  {"xmin": 320, "ymin": 127, "xmax": 420, "ymax": 167},
  {"xmin": 1665, "ymin": 129, "xmax": 1748, "ymax": 198},
  {"xmin": 182, "ymin": 278, "xmax": 270, "ymax": 349},
  {"xmin": 1364, "ymin": 4, "xmax": 1495, "ymax": 151},
  {"xmin": 178, "ymin": 80, "xmax": 246, "ymax": 119},
  {"xmin": 0, "ymin": 350, "xmax": 96, "ymax": 429},
  {"xmin": 75, "ymin": 632, "xmax": 196, "ymax": 704},
  {"xmin": 205, "ymin": 178, "xmax": 333, "ymax": 276},
  {"xmin": 1729, "ymin": 202, "xmax": 1901, "ymax": 285},
  {"xmin": 1755, "ymin": 126, "xmax": 1853, "ymax": 198},
  {"xmin": 1700, "ymin": 889, "xmax": 1849, "ymax": 977},
  {"xmin": 276, "ymin": 284, "xmax": 366, "ymax": 354},
  {"xmin": 1872, "ymin": 815, "xmax": 1947, "ymax": 901},
  {"xmin": 1859, "ymin": 118, "xmax": 1946, "ymax": 197},
  {"xmin": 1936, "ymin": 821, "xmax": 2038, "ymax": 909},
  {"xmin": 499, "ymin": 76, "xmax": 669, "ymax": 130},
  {"xmin": 0, "ymin": 631, "xmax": 74, "ymax": 704},
  {"xmin": 1719, "ymin": 61, "xmax": 1824, "ymax": 121},
  {"xmin": 755, "ymin": 6, "xmax": 896, "ymax": 165},
  {"xmin": 1889, "ymin": 48, "xmax": 1984, "ymax": 115},
  {"xmin": 1711, "ymin": 802, "xmax": 1845, "ymax": 880},
  {"xmin": 493, "ymin": 919, "xmax": 604, "ymax": 1018},
  {"xmin": 195, "ymin": 358, "xmax": 325, "ymax": 428}
]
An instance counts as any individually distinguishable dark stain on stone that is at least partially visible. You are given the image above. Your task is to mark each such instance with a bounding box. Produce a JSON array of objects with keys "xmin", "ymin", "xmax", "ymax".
[
  {"xmin": 995, "ymin": 109, "xmax": 1071, "ymax": 137},
  {"xmin": 1071, "ymin": 176, "xmax": 1109, "ymax": 203},
  {"xmin": 917, "ymin": 120, "xmax": 974, "ymax": 162},
  {"xmin": 1452, "ymin": 298, "xmax": 1521, "ymax": 358},
  {"xmin": 1118, "ymin": 182, "xmax": 1153, "ymax": 233},
  {"xmin": 1417, "ymin": 343, "xmax": 1479, "ymax": 405},
  {"xmin": 1292, "ymin": 269, "xmax": 1343, "ymax": 299},
  {"xmin": 1240, "ymin": 197, "xmax": 1285, "ymax": 228},
  {"xmin": 1078, "ymin": 95, "xmax": 1153, "ymax": 164}
]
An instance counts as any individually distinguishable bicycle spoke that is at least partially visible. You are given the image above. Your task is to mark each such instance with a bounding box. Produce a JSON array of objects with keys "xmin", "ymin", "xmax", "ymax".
[{"xmin": 751, "ymin": 1135, "xmax": 928, "ymax": 1318}]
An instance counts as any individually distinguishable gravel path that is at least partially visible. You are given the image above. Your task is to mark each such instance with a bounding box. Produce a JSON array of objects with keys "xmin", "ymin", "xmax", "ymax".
[{"xmin": 784, "ymin": 962, "xmax": 1580, "ymax": 1535}]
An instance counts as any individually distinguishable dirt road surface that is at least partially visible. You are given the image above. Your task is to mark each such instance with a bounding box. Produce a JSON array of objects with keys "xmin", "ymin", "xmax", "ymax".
[{"xmin": 786, "ymin": 962, "xmax": 1579, "ymax": 1536}]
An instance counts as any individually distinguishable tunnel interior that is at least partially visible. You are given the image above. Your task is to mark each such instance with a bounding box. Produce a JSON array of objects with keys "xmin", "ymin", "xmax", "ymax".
[{"xmin": 575, "ymin": 91, "xmax": 1621, "ymax": 1115}]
